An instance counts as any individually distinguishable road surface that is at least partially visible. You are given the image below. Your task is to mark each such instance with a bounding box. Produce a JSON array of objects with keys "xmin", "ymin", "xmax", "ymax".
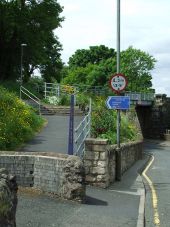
[{"xmin": 143, "ymin": 140, "xmax": 170, "ymax": 227}]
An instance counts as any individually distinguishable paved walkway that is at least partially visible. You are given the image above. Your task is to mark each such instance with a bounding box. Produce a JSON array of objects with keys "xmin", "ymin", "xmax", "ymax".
[
  {"xmin": 19, "ymin": 115, "xmax": 82, "ymax": 154},
  {"xmin": 16, "ymin": 115, "xmax": 148, "ymax": 227}
]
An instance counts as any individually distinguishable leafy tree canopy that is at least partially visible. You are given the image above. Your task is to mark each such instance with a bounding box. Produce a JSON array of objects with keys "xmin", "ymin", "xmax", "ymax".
[
  {"xmin": 63, "ymin": 46, "xmax": 156, "ymax": 92},
  {"xmin": 0, "ymin": 0, "xmax": 64, "ymax": 82},
  {"xmin": 68, "ymin": 45, "xmax": 115, "ymax": 69}
]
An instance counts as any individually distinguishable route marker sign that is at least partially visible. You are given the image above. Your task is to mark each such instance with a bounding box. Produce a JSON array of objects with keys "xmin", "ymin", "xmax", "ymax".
[
  {"xmin": 106, "ymin": 96, "xmax": 130, "ymax": 110},
  {"xmin": 109, "ymin": 73, "xmax": 127, "ymax": 93}
]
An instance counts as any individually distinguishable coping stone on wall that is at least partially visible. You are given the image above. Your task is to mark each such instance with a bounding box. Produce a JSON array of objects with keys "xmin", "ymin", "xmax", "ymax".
[{"xmin": 0, "ymin": 152, "xmax": 85, "ymax": 202}]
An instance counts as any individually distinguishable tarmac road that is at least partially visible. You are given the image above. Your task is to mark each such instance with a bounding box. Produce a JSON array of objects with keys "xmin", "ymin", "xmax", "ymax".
[{"xmin": 143, "ymin": 140, "xmax": 170, "ymax": 227}]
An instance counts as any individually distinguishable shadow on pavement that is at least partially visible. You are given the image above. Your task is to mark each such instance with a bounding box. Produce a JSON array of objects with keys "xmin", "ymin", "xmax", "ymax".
[{"xmin": 85, "ymin": 196, "xmax": 108, "ymax": 206}]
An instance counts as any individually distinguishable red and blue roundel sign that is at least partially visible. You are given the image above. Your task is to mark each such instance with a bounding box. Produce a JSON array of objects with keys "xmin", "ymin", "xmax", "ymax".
[{"xmin": 109, "ymin": 73, "xmax": 127, "ymax": 93}]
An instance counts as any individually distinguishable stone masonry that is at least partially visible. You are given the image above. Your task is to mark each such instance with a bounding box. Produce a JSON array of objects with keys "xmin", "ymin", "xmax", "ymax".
[
  {"xmin": 0, "ymin": 152, "xmax": 85, "ymax": 202},
  {"xmin": 84, "ymin": 138, "xmax": 143, "ymax": 188},
  {"xmin": 84, "ymin": 139, "xmax": 111, "ymax": 188},
  {"xmin": 0, "ymin": 168, "xmax": 18, "ymax": 227}
]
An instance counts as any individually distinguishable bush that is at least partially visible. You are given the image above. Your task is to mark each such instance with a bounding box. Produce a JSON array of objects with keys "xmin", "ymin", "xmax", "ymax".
[
  {"xmin": 58, "ymin": 94, "xmax": 70, "ymax": 106},
  {"xmin": 43, "ymin": 94, "xmax": 71, "ymax": 106},
  {"xmin": 76, "ymin": 93, "xmax": 89, "ymax": 111},
  {"xmin": 45, "ymin": 96, "xmax": 60, "ymax": 105},
  {"xmin": 0, "ymin": 86, "xmax": 44, "ymax": 150},
  {"xmin": 26, "ymin": 76, "xmax": 44, "ymax": 98},
  {"xmin": 91, "ymin": 97, "xmax": 138, "ymax": 144}
]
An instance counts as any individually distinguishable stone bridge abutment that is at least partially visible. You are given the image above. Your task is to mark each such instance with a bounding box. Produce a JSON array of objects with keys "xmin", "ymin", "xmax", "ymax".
[{"xmin": 135, "ymin": 94, "xmax": 170, "ymax": 139}]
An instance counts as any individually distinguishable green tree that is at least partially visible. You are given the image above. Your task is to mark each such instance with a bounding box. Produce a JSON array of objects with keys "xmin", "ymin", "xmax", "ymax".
[
  {"xmin": 63, "ymin": 64, "xmax": 95, "ymax": 85},
  {"xmin": 68, "ymin": 45, "xmax": 115, "ymax": 69},
  {"xmin": 64, "ymin": 46, "xmax": 156, "ymax": 92},
  {"xmin": 120, "ymin": 47, "xmax": 156, "ymax": 92},
  {"xmin": 0, "ymin": 0, "xmax": 63, "ymax": 82}
]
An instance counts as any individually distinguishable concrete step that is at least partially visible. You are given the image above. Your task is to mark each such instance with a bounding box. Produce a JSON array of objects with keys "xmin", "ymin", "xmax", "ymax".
[
  {"xmin": 23, "ymin": 100, "xmax": 85, "ymax": 116},
  {"xmin": 40, "ymin": 105, "xmax": 85, "ymax": 116}
]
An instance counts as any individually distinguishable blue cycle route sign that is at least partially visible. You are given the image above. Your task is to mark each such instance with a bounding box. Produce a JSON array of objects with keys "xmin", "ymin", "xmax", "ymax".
[{"xmin": 106, "ymin": 96, "xmax": 130, "ymax": 110}]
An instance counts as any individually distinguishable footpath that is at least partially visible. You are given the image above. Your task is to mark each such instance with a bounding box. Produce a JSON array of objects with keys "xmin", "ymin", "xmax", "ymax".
[{"xmin": 16, "ymin": 115, "xmax": 148, "ymax": 227}]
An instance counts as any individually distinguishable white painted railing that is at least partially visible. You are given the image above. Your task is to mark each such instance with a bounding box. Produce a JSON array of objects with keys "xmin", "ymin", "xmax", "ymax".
[
  {"xmin": 74, "ymin": 99, "xmax": 91, "ymax": 158},
  {"xmin": 20, "ymin": 86, "xmax": 41, "ymax": 114},
  {"xmin": 44, "ymin": 82, "xmax": 77, "ymax": 99}
]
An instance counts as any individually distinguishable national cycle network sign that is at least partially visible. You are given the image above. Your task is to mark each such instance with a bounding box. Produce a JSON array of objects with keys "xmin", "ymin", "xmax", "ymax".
[{"xmin": 106, "ymin": 96, "xmax": 130, "ymax": 110}]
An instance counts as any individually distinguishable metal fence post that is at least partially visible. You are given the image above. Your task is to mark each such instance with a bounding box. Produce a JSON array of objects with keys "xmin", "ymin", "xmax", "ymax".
[
  {"xmin": 68, "ymin": 95, "xmax": 74, "ymax": 155},
  {"xmin": 45, "ymin": 82, "xmax": 47, "ymax": 99}
]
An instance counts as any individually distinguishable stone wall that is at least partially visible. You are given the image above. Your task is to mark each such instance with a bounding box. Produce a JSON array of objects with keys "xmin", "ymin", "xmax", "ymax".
[
  {"xmin": 84, "ymin": 139, "xmax": 111, "ymax": 188},
  {"xmin": 0, "ymin": 168, "xmax": 18, "ymax": 227},
  {"xmin": 0, "ymin": 152, "xmax": 85, "ymax": 202},
  {"xmin": 119, "ymin": 142, "xmax": 143, "ymax": 174},
  {"xmin": 84, "ymin": 138, "xmax": 143, "ymax": 188}
]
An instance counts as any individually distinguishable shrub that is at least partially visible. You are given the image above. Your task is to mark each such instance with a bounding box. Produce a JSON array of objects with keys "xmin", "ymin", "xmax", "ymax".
[
  {"xmin": 45, "ymin": 96, "xmax": 60, "ymax": 105},
  {"xmin": 0, "ymin": 86, "xmax": 44, "ymax": 150},
  {"xmin": 76, "ymin": 93, "xmax": 89, "ymax": 111},
  {"xmin": 58, "ymin": 94, "xmax": 70, "ymax": 106},
  {"xmin": 91, "ymin": 97, "xmax": 138, "ymax": 144},
  {"xmin": 26, "ymin": 76, "xmax": 44, "ymax": 98}
]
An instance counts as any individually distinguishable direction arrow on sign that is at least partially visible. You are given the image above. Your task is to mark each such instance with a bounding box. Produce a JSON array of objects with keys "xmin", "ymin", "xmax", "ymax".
[{"xmin": 106, "ymin": 96, "xmax": 130, "ymax": 110}]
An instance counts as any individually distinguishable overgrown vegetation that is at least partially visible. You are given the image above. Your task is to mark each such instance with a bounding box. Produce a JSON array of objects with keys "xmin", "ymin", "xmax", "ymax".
[
  {"xmin": 91, "ymin": 98, "xmax": 139, "ymax": 144},
  {"xmin": 0, "ymin": 86, "xmax": 44, "ymax": 150}
]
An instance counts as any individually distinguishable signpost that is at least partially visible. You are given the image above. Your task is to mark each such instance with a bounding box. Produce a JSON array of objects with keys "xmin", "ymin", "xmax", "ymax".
[{"xmin": 107, "ymin": 73, "xmax": 128, "ymax": 183}]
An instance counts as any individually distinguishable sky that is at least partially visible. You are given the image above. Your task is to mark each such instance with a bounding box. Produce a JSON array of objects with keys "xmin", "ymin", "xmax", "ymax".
[{"xmin": 55, "ymin": 0, "xmax": 170, "ymax": 96}]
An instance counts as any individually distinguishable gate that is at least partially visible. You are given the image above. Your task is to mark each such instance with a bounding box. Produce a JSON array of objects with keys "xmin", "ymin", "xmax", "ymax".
[{"xmin": 74, "ymin": 99, "xmax": 92, "ymax": 158}]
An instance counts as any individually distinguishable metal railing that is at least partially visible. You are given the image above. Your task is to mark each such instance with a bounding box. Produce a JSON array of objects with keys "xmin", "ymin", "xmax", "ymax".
[
  {"xmin": 125, "ymin": 92, "xmax": 155, "ymax": 101},
  {"xmin": 44, "ymin": 82, "xmax": 60, "ymax": 99},
  {"xmin": 44, "ymin": 82, "xmax": 77, "ymax": 99},
  {"xmin": 20, "ymin": 86, "xmax": 41, "ymax": 114},
  {"xmin": 74, "ymin": 99, "xmax": 92, "ymax": 158}
]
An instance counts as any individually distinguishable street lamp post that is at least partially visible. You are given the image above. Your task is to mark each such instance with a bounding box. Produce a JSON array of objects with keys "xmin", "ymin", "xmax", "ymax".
[{"xmin": 20, "ymin": 43, "xmax": 27, "ymax": 86}]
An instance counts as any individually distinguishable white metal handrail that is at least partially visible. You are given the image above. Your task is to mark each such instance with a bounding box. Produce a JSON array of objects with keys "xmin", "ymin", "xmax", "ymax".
[
  {"xmin": 74, "ymin": 99, "xmax": 91, "ymax": 158},
  {"xmin": 20, "ymin": 86, "xmax": 41, "ymax": 114},
  {"xmin": 44, "ymin": 82, "xmax": 60, "ymax": 99},
  {"xmin": 44, "ymin": 82, "xmax": 78, "ymax": 99}
]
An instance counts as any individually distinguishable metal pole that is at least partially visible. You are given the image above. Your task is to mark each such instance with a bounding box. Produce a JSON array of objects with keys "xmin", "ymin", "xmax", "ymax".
[
  {"xmin": 20, "ymin": 43, "xmax": 27, "ymax": 86},
  {"xmin": 117, "ymin": 0, "xmax": 120, "ymax": 74},
  {"xmin": 117, "ymin": 0, "xmax": 121, "ymax": 149},
  {"xmin": 68, "ymin": 94, "xmax": 74, "ymax": 155},
  {"xmin": 20, "ymin": 45, "xmax": 23, "ymax": 85},
  {"xmin": 116, "ymin": 0, "xmax": 121, "ymax": 181},
  {"xmin": 45, "ymin": 82, "xmax": 47, "ymax": 99}
]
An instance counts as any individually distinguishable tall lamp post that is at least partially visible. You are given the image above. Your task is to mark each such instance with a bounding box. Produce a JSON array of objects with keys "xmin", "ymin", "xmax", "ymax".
[{"xmin": 20, "ymin": 43, "xmax": 27, "ymax": 86}]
